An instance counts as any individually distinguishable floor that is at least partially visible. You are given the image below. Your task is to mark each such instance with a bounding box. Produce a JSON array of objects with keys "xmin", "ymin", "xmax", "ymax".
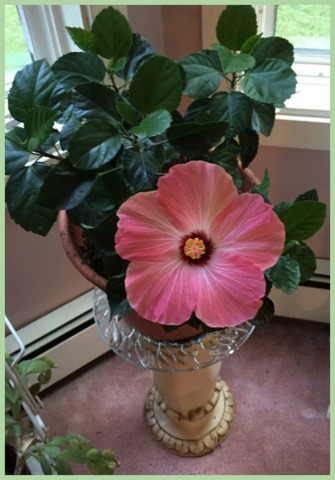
[{"xmin": 41, "ymin": 317, "xmax": 330, "ymax": 475}]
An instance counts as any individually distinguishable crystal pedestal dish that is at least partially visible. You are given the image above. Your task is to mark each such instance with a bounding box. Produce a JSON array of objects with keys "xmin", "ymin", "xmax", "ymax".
[{"xmin": 93, "ymin": 288, "xmax": 254, "ymax": 456}]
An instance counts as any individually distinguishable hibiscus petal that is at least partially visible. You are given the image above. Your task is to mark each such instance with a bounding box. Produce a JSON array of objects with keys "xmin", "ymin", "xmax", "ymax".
[
  {"xmin": 115, "ymin": 191, "xmax": 180, "ymax": 261},
  {"xmin": 124, "ymin": 260, "xmax": 198, "ymax": 325},
  {"xmin": 156, "ymin": 160, "xmax": 238, "ymax": 232},
  {"xmin": 195, "ymin": 253, "xmax": 265, "ymax": 328},
  {"xmin": 211, "ymin": 193, "xmax": 285, "ymax": 270}
]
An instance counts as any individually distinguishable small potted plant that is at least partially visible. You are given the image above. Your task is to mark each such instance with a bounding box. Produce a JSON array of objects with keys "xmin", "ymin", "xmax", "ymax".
[{"xmin": 5, "ymin": 352, "xmax": 119, "ymax": 475}]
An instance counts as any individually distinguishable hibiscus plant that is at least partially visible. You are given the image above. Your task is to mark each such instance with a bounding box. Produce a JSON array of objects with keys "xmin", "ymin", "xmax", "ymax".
[{"xmin": 5, "ymin": 5, "xmax": 326, "ymax": 331}]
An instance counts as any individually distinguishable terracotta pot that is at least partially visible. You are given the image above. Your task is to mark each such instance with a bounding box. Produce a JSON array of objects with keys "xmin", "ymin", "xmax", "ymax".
[{"xmin": 58, "ymin": 210, "xmax": 107, "ymax": 291}]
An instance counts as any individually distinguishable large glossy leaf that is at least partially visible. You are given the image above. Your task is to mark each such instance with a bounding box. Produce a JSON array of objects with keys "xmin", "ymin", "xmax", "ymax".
[
  {"xmin": 250, "ymin": 100, "xmax": 275, "ymax": 137},
  {"xmin": 5, "ymin": 127, "xmax": 30, "ymax": 175},
  {"xmin": 224, "ymin": 92, "xmax": 253, "ymax": 137},
  {"xmin": 72, "ymin": 83, "xmax": 121, "ymax": 127},
  {"xmin": 85, "ymin": 210, "xmax": 119, "ymax": 255},
  {"xmin": 65, "ymin": 27, "xmax": 97, "ymax": 54},
  {"xmin": 242, "ymin": 58, "xmax": 297, "ymax": 105},
  {"xmin": 116, "ymin": 33, "xmax": 154, "ymax": 81},
  {"xmin": 238, "ymin": 129, "xmax": 259, "ymax": 168},
  {"xmin": 216, "ymin": 5, "xmax": 257, "ymax": 51},
  {"xmin": 290, "ymin": 243, "xmax": 316, "ymax": 283},
  {"xmin": 129, "ymin": 55, "xmax": 183, "ymax": 114},
  {"xmin": 24, "ymin": 105, "xmax": 59, "ymax": 152},
  {"xmin": 178, "ymin": 52, "xmax": 222, "ymax": 98},
  {"xmin": 265, "ymin": 255, "xmax": 301, "ymax": 294},
  {"xmin": 122, "ymin": 146, "xmax": 165, "ymax": 191},
  {"xmin": 278, "ymin": 200, "xmax": 327, "ymax": 241},
  {"xmin": 213, "ymin": 45, "xmax": 255, "ymax": 74},
  {"xmin": 91, "ymin": 6, "xmax": 132, "ymax": 60},
  {"xmin": 207, "ymin": 147, "xmax": 242, "ymax": 189},
  {"xmin": 167, "ymin": 121, "xmax": 228, "ymax": 157},
  {"xmin": 131, "ymin": 110, "xmax": 172, "ymax": 138},
  {"xmin": 5, "ymin": 164, "xmax": 57, "ymax": 235},
  {"xmin": 8, "ymin": 59, "xmax": 58, "ymax": 122},
  {"xmin": 37, "ymin": 162, "xmax": 94, "ymax": 210},
  {"xmin": 85, "ymin": 168, "xmax": 133, "ymax": 211},
  {"xmin": 69, "ymin": 120, "xmax": 122, "ymax": 170},
  {"xmin": 251, "ymin": 36, "xmax": 294, "ymax": 67},
  {"xmin": 52, "ymin": 52, "xmax": 106, "ymax": 87}
]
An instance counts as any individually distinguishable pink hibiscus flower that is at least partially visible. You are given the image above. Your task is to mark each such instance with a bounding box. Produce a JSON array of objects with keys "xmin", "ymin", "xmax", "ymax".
[{"xmin": 115, "ymin": 160, "xmax": 285, "ymax": 328}]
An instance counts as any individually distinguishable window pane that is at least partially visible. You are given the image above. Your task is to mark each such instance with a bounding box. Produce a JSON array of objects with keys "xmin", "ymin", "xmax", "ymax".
[
  {"xmin": 275, "ymin": 5, "xmax": 330, "ymax": 60},
  {"xmin": 5, "ymin": 5, "xmax": 32, "ymax": 85}
]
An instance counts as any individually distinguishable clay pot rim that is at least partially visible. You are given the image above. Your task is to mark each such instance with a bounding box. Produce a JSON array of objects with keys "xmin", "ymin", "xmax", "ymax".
[{"xmin": 58, "ymin": 210, "xmax": 107, "ymax": 291}]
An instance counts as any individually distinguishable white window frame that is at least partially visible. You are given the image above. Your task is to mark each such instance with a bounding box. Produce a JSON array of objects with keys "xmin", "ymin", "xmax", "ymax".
[
  {"xmin": 255, "ymin": 5, "xmax": 330, "ymax": 119},
  {"xmin": 201, "ymin": 5, "xmax": 330, "ymax": 151}
]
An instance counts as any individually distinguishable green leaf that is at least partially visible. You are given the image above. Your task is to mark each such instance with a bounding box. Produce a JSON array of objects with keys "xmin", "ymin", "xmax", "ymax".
[
  {"xmin": 278, "ymin": 200, "xmax": 327, "ymax": 241},
  {"xmin": 250, "ymin": 100, "xmax": 275, "ymax": 137},
  {"xmin": 251, "ymin": 296, "xmax": 275, "ymax": 328},
  {"xmin": 8, "ymin": 59, "xmax": 58, "ymax": 122},
  {"xmin": 242, "ymin": 58, "xmax": 297, "ymax": 105},
  {"xmin": 91, "ymin": 6, "xmax": 132, "ymax": 60},
  {"xmin": 167, "ymin": 121, "xmax": 227, "ymax": 158},
  {"xmin": 213, "ymin": 44, "xmax": 255, "ymax": 74},
  {"xmin": 129, "ymin": 55, "xmax": 183, "ymax": 114},
  {"xmin": 122, "ymin": 146, "xmax": 165, "ymax": 191},
  {"xmin": 238, "ymin": 129, "xmax": 259, "ymax": 168},
  {"xmin": 225, "ymin": 92, "xmax": 253, "ymax": 137},
  {"xmin": 84, "ymin": 210, "xmax": 119, "ymax": 255},
  {"xmin": 86, "ymin": 168, "xmax": 133, "ymax": 211},
  {"xmin": 294, "ymin": 189, "xmax": 319, "ymax": 203},
  {"xmin": 291, "ymin": 243, "xmax": 316, "ymax": 283},
  {"xmin": 5, "ymin": 164, "xmax": 58, "ymax": 235},
  {"xmin": 18, "ymin": 358, "xmax": 51, "ymax": 376},
  {"xmin": 24, "ymin": 105, "xmax": 59, "ymax": 152},
  {"xmin": 131, "ymin": 110, "xmax": 172, "ymax": 138},
  {"xmin": 265, "ymin": 255, "xmax": 301, "ymax": 294},
  {"xmin": 208, "ymin": 148, "xmax": 242, "ymax": 189},
  {"xmin": 59, "ymin": 448, "xmax": 87, "ymax": 463},
  {"xmin": 40, "ymin": 455, "xmax": 53, "ymax": 475},
  {"xmin": 69, "ymin": 120, "xmax": 122, "ymax": 170},
  {"xmin": 37, "ymin": 162, "xmax": 94, "ymax": 210},
  {"xmin": 55, "ymin": 457, "xmax": 74, "ymax": 475},
  {"xmin": 251, "ymin": 36, "xmax": 294, "ymax": 67},
  {"xmin": 116, "ymin": 33, "xmax": 154, "ymax": 81},
  {"xmin": 5, "ymin": 127, "xmax": 30, "ymax": 175},
  {"xmin": 249, "ymin": 169, "xmax": 270, "ymax": 200},
  {"xmin": 240, "ymin": 33, "xmax": 263, "ymax": 53},
  {"xmin": 178, "ymin": 52, "xmax": 222, "ymax": 98},
  {"xmin": 65, "ymin": 27, "xmax": 98, "ymax": 54},
  {"xmin": 216, "ymin": 5, "xmax": 257, "ymax": 51},
  {"xmin": 5, "ymin": 381, "xmax": 21, "ymax": 404},
  {"xmin": 52, "ymin": 52, "xmax": 106, "ymax": 87},
  {"xmin": 106, "ymin": 274, "xmax": 132, "ymax": 316},
  {"xmin": 73, "ymin": 83, "xmax": 122, "ymax": 126},
  {"xmin": 116, "ymin": 101, "xmax": 138, "ymax": 124},
  {"xmin": 273, "ymin": 201, "xmax": 291, "ymax": 216}
]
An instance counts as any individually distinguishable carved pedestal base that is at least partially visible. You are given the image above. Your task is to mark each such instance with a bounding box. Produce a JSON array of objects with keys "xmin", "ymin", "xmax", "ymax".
[{"xmin": 144, "ymin": 363, "xmax": 235, "ymax": 457}]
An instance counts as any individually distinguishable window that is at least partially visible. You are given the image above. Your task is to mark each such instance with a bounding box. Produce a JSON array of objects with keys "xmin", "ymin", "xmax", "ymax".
[
  {"xmin": 255, "ymin": 5, "xmax": 330, "ymax": 117},
  {"xmin": 5, "ymin": 6, "xmax": 32, "ymax": 92}
]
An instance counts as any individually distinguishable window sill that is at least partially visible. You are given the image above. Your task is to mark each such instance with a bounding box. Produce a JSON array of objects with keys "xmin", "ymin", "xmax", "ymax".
[{"xmin": 259, "ymin": 114, "xmax": 330, "ymax": 151}]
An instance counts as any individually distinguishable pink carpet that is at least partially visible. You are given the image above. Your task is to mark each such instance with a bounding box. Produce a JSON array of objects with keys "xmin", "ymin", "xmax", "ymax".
[{"xmin": 41, "ymin": 317, "xmax": 330, "ymax": 475}]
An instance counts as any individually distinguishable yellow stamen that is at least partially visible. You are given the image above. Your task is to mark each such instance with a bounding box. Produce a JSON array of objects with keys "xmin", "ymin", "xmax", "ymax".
[{"xmin": 184, "ymin": 237, "xmax": 206, "ymax": 260}]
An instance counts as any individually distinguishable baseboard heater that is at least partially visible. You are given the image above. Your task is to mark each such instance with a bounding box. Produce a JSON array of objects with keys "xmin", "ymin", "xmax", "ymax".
[
  {"xmin": 5, "ymin": 259, "xmax": 329, "ymax": 387},
  {"xmin": 5, "ymin": 289, "xmax": 110, "ymax": 388}
]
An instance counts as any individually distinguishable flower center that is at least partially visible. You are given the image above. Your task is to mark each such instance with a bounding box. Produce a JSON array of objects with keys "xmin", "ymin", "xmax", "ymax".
[{"xmin": 183, "ymin": 237, "xmax": 206, "ymax": 260}]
